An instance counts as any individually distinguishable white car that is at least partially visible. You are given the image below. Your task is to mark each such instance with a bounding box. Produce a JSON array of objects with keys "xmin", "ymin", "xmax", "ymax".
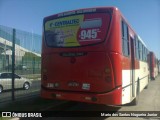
[{"xmin": 0, "ymin": 72, "xmax": 32, "ymax": 93}]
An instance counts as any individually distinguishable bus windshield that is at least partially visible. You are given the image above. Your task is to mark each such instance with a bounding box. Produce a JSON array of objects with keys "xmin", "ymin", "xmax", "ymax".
[{"xmin": 44, "ymin": 12, "xmax": 111, "ymax": 47}]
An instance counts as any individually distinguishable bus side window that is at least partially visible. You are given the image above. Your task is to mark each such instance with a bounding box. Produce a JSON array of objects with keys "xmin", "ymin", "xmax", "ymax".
[
  {"xmin": 135, "ymin": 36, "xmax": 139, "ymax": 60},
  {"xmin": 121, "ymin": 20, "xmax": 130, "ymax": 57},
  {"xmin": 144, "ymin": 47, "xmax": 147, "ymax": 62},
  {"xmin": 138, "ymin": 40, "xmax": 142, "ymax": 61},
  {"xmin": 142, "ymin": 45, "xmax": 144, "ymax": 61}
]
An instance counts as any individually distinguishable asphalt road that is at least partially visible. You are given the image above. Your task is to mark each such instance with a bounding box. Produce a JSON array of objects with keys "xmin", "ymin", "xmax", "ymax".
[
  {"xmin": 0, "ymin": 80, "xmax": 40, "ymax": 102},
  {"xmin": 106, "ymin": 74, "xmax": 160, "ymax": 120}
]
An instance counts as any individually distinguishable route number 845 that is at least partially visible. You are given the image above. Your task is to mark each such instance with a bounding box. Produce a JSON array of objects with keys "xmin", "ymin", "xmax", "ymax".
[{"xmin": 80, "ymin": 29, "xmax": 99, "ymax": 40}]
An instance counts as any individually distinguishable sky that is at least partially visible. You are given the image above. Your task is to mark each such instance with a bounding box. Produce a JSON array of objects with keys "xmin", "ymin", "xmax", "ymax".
[{"xmin": 0, "ymin": 0, "xmax": 160, "ymax": 58}]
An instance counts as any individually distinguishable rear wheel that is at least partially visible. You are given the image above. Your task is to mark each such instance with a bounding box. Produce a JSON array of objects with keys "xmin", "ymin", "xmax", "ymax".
[
  {"xmin": 0, "ymin": 85, "xmax": 3, "ymax": 93},
  {"xmin": 23, "ymin": 82, "xmax": 30, "ymax": 90}
]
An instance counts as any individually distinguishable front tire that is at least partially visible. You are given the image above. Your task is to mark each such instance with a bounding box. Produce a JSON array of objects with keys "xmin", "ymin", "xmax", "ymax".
[
  {"xmin": 0, "ymin": 85, "xmax": 3, "ymax": 93},
  {"xmin": 23, "ymin": 82, "xmax": 30, "ymax": 90}
]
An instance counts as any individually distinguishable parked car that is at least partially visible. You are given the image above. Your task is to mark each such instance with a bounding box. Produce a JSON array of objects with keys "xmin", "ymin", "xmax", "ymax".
[{"xmin": 0, "ymin": 72, "xmax": 32, "ymax": 93}]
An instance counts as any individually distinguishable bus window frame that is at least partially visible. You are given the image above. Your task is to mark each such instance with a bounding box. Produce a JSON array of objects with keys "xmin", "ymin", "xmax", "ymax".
[
  {"xmin": 121, "ymin": 19, "xmax": 130, "ymax": 57},
  {"xmin": 135, "ymin": 36, "xmax": 139, "ymax": 60}
]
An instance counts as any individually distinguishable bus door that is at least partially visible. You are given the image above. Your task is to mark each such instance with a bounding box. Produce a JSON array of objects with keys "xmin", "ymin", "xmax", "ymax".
[{"xmin": 130, "ymin": 37, "xmax": 135, "ymax": 97}]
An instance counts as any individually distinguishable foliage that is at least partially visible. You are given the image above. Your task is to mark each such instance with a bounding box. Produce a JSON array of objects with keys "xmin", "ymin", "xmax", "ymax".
[{"xmin": 22, "ymin": 52, "xmax": 41, "ymax": 61}]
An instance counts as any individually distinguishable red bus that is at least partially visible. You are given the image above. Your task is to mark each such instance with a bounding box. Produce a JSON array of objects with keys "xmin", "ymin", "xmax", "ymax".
[
  {"xmin": 149, "ymin": 51, "xmax": 158, "ymax": 80},
  {"xmin": 41, "ymin": 7, "xmax": 150, "ymax": 105}
]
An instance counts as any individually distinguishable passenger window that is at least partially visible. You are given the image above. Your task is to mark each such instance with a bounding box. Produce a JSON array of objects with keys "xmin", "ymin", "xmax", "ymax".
[
  {"xmin": 8, "ymin": 73, "xmax": 12, "ymax": 79},
  {"xmin": 135, "ymin": 36, "xmax": 139, "ymax": 60},
  {"xmin": 138, "ymin": 41, "xmax": 142, "ymax": 60},
  {"xmin": 121, "ymin": 20, "xmax": 130, "ymax": 57},
  {"xmin": 142, "ymin": 45, "xmax": 144, "ymax": 61},
  {"xmin": 15, "ymin": 74, "xmax": 20, "ymax": 79},
  {"xmin": 0, "ymin": 73, "xmax": 9, "ymax": 79}
]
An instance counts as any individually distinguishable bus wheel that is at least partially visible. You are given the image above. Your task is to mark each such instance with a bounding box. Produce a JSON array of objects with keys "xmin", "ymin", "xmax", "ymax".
[
  {"xmin": 0, "ymin": 85, "xmax": 3, "ymax": 93},
  {"xmin": 131, "ymin": 79, "xmax": 140, "ymax": 106}
]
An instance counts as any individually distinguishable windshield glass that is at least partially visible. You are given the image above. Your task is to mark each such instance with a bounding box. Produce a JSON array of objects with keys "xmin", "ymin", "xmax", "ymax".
[{"xmin": 44, "ymin": 12, "xmax": 111, "ymax": 47}]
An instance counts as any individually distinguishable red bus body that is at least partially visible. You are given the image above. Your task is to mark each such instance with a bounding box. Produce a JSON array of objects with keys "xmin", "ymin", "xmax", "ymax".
[
  {"xmin": 41, "ymin": 7, "xmax": 149, "ymax": 105},
  {"xmin": 149, "ymin": 51, "xmax": 158, "ymax": 80}
]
